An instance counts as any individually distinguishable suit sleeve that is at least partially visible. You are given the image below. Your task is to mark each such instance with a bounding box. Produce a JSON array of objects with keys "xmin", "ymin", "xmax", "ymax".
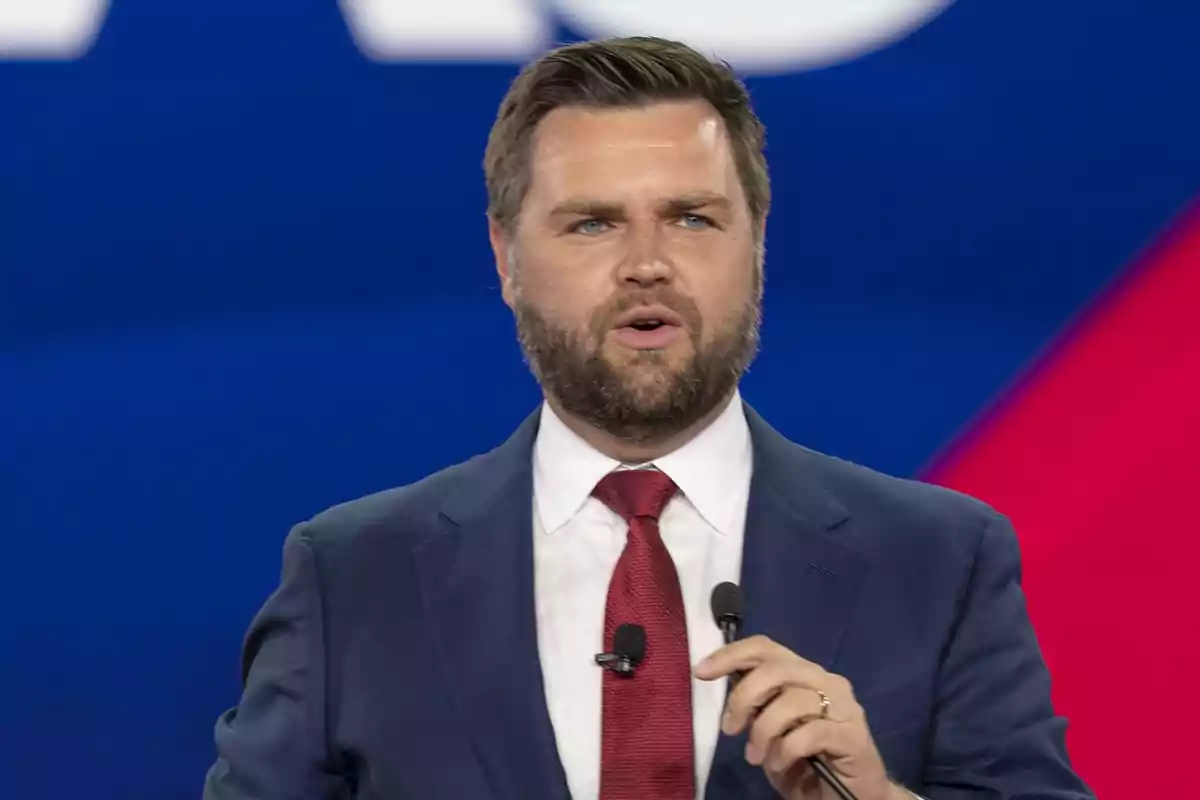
[
  {"xmin": 921, "ymin": 512, "xmax": 1095, "ymax": 799},
  {"xmin": 203, "ymin": 526, "xmax": 349, "ymax": 799}
]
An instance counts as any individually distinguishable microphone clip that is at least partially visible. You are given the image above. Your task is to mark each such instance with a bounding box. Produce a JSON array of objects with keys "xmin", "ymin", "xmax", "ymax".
[
  {"xmin": 594, "ymin": 651, "xmax": 638, "ymax": 676},
  {"xmin": 596, "ymin": 622, "xmax": 646, "ymax": 677}
]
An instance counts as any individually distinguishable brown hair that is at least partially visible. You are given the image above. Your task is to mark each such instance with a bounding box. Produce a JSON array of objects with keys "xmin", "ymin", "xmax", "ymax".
[{"xmin": 483, "ymin": 36, "xmax": 770, "ymax": 234}]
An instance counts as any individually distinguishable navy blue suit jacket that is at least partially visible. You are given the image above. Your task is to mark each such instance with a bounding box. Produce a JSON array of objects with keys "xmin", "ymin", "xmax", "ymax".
[{"xmin": 204, "ymin": 405, "xmax": 1093, "ymax": 799}]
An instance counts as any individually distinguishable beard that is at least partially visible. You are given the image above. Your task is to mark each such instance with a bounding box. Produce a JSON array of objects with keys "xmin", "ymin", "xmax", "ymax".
[{"xmin": 513, "ymin": 275, "xmax": 762, "ymax": 446}]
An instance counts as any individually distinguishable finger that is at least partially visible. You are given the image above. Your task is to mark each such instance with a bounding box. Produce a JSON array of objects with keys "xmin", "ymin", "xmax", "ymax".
[
  {"xmin": 763, "ymin": 719, "xmax": 848, "ymax": 775},
  {"xmin": 744, "ymin": 687, "xmax": 825, "ymax": 765},
  {"xmin": 766, "ymin": 717, "xmax": 878, "ymax": 778},
  {"xmin": 722, "ymin": 660, "xmax": 828, "ymax": 735},
  {"xmin": 694, "ymin": 635, "xmax": 799, "ymax": 680}
]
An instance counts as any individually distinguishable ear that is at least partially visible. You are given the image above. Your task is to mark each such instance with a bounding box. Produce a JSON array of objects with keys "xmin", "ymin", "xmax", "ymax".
[{"xmin": 489, "ymin": 215, "xmax": 516, "ymax": 309}]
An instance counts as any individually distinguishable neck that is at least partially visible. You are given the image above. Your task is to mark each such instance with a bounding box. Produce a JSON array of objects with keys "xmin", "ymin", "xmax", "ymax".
[{"xmin": 545, "ymin": 391, "xmax": 736, "ymax": 463}]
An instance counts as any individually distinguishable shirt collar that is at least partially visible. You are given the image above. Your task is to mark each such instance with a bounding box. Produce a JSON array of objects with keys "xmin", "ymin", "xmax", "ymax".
[{"xmin": 532, "ymin": 390, "xmax": 752, "ymax": 536}]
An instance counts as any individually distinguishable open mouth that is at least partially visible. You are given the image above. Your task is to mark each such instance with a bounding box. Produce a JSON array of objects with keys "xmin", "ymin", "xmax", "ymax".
[
  {"xmin": 613, "ymin": 305, "xmax": 684, "ymax": 330},
  {"xmin": 611, "ymin": 306, "xmax": 685, "ymax": 349}
]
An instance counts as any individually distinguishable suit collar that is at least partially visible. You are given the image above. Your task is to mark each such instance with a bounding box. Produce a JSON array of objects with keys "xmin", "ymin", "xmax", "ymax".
[
  {"xmin": 435, "ymin": 409, "xmax": 540, "ymax": 529},
  {"xmin": 433, "ymin": 399, "xmax": 852, "ymax": 555},
  {"xmin": 743, "ymin": 405, "xmax": 850, "ymax": 532}
]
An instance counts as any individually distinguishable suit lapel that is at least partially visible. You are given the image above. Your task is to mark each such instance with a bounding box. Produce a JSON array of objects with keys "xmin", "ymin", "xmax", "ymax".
[
  {"xmin": 708, "ymin": 406, "xmax": 872, "ymax": 799},
  {"xmin": 410, "ymin": 412, "xmax": 569, "ymax": 800}
]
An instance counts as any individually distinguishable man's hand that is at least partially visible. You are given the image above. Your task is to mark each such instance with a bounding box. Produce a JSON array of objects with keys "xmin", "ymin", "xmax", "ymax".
[{"xmin": 694, "ymin": 635, "xmax": 909, "ymax": 800}]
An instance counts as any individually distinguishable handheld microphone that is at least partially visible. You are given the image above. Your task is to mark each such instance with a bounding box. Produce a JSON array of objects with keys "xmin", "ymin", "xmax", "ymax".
[
  {"xmin": 709, "ymin": 582, "xmax": 858, "ymax": 800},
  {"xmin": 595, "ymin": 623, "xmax": 646, "ymax": 677}
]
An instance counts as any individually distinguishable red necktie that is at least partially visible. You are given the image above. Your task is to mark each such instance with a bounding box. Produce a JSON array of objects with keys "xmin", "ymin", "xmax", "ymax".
[{"xmin": 593, "ymin": 470, "xmax": 695, "ymax": 800}]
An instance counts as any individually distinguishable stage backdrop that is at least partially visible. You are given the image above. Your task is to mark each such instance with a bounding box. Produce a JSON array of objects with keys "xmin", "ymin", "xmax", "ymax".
[{"xmin": 2, "ymin": 2, "xmax": 1197, "ymax": 798}]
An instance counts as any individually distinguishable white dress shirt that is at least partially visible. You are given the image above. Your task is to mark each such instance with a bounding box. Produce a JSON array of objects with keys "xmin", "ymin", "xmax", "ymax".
[{"xmin": 532, "ymin": 391, "xmax": 753, "ymax": 800}]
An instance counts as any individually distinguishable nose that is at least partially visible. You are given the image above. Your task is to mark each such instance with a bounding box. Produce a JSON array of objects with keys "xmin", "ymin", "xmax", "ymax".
[{"xmin": 613, "ymin": 223, "xmax": 674, "ymax": 288}]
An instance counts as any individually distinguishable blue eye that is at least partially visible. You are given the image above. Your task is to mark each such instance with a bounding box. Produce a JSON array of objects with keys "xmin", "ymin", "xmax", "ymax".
[
  {"xmin": 678, "ymin": 214, "xmax": 712, "ymax": 230},
  {"xmin": 572, "ymin": 218, "xmax": 611, "ymax": 235}
]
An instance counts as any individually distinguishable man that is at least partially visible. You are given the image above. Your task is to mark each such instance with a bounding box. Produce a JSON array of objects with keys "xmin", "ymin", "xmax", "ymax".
[{"xmin": 204, "ymin": 36, "xmax": 1093, "ymax": 800}]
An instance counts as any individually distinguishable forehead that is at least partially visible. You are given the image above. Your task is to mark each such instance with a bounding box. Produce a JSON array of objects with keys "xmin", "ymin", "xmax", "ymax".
[{"xmin": 525, "ymin": 100, "xmax": 742, "ymax": 206}]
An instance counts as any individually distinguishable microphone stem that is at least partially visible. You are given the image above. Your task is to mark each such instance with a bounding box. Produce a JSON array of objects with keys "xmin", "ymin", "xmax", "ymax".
[
  {"xmin": 808, "ymin": 757, "xmax": 857, "ymax": 800},
  {"xmin": 719, "ymin": 621, "xmax": 741, "ymax": 687}
]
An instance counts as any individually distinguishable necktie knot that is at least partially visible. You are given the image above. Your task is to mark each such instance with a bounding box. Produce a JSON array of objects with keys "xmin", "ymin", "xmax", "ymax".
[{"xmin": 592, "ymin": 469, "xmax": 678, "ymax": 523}]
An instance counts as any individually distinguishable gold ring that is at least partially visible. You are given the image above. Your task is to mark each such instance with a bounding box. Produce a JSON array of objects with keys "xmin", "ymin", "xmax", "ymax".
[{"xmin": 816, "ymin": 690, "xmax": 831, "ymax": 720}]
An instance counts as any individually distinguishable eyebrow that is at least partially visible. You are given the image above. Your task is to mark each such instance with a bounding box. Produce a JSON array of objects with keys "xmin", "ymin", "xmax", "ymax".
[
  {"xmin": 549, "ymin": 199, "xmax": 625, "ymax": 219},
  {"xmin": 548, "ymin": 192, "xmax": 734, "ymax": 219},
  {"xmin": 661, "ymin": 193, "xmax": 733, "ymax": 214}
]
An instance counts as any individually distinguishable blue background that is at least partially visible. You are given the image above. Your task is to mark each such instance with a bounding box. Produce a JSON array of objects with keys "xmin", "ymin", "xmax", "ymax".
[{"xmin": 2, "ymin": 2, "xmax": 1198, "ymax": 797}]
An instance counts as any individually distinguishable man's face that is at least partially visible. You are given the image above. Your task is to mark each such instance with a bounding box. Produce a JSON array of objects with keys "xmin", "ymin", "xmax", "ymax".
[{"xmin": 492, "ymin": 100, "xmax": 763, "ymax": 443}]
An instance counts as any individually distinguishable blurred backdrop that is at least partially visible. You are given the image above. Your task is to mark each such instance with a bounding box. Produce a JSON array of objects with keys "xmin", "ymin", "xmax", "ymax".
[{"xmin": 2, "ymin": 2, "xmax": 1198, "ymax": 798}]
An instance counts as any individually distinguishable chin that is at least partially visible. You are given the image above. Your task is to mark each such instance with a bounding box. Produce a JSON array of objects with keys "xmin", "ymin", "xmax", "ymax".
[
  {"xmin": 610, "ymin": 355, "xmax": 679, "ymax": 381},
  {"xmin": 606, "ymin": 340, "xmax": 691, "ymax": 365},
  {"xmin": 617, "ymin": 366, "xmax": 684, "ymax": 405}
]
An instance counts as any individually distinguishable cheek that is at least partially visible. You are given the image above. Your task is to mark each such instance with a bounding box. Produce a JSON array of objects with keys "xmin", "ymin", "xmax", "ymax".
[
  {"xmin": 517, "ymin": 260, "xmax": 606, "ymax": 332},
  {"xmin": 518, "ymin": 237, "xmax": 615, "ymax": 296},
  {"xmin": 687, "ymin": 256, "xmax": 757, "ymax": 323}
]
